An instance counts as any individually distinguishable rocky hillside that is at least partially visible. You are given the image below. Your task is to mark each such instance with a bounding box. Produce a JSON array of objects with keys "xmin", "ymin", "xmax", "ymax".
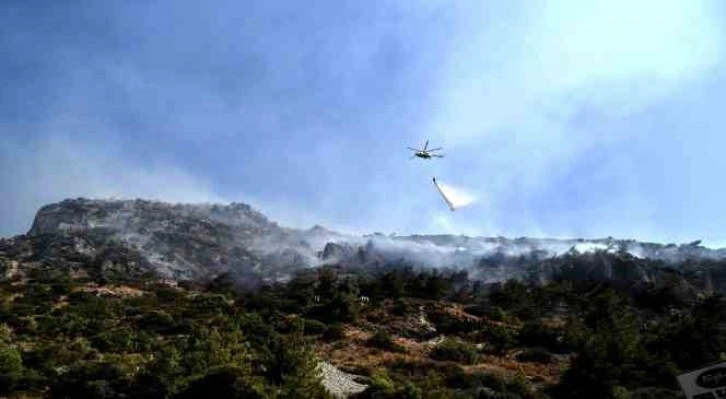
[
  {"xmin": 1, "ymin": 198, "xmax": 726, "ymax": 290},
  {"xmin": 2, "ymin": 198, "xmax": 345, "ymax": 284}
]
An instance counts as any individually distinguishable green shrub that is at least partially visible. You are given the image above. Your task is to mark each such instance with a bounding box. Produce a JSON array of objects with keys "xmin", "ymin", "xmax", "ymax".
[
  {"xmin": 444, "ymin": 370, "xmax": 507, "ymax": 391},
  {"xmin": 477, "ymin": 323, "xmax": 517, "ymax": 355},
  {"xmin": 91, "ymin": 328, "xmax": 137, "ymax": 353},
  {"xmin": 137, "ymin": 309, "xmax": 176, "ymax": 334},
  {"xmin": 515, "ymin": 348, "xmax": 553, "ymax": 364},
  {"xmin": 429, "ymin": 339, "xmax": 479, "ymax": 364},
  {"xmin": 323, "ymin": 323, "xmax": 345, "ymax": 342},
  {"xmin": 302, "ymin": 318, "xmax": 328, "ymax": 335},
  {"xmin": 463, "ymin": 304, "xmax": 493, "ymax": 318},
  {"xmin": 465, "ymin": 305, "xmax": 507, "ymax": 321},
  {"xmin": 629, "ymin": 387, "xmax": 683, "ymax": 399},
  {"xmin": 358, "ymin": 369, "xmax": 396, "ymax": 398},
  {"xmin": 0, "ymin": 342, "xmax": 23, "ymax": 395},
  {"xmin": 367, "ymin": 331, "xmax": 405, "ymax": 353},
  {"xmin": 174, "ymin": 366, "xmax": 268, "ymax": 399},
  {"xmin": 518, "ymin": 321, "xmax": 567, "ymax": 353},
  {"xmin": 428, "ymin": 310, "xmax": 483, "ymax": 336}
]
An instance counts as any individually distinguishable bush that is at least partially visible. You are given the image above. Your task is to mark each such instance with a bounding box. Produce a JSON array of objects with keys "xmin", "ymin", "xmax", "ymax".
[
  {"xmin": 478, "ymin": 323, "xmax": 517, "ymax": 355},
  {"xmin": 518, "ymin": 321, "xmax": 567, "ymax": 353},
  {"xmin": 390, "ymin": 300, "xmax": 416, "ymax": 316},
  {"xmin": 444, "ymin": 370, "xmax": 507, "ymax": 391},
  {"xmin": 429, "ymin": 339, "xmax": 479, "ymax": 364},
  {"xmin": 90, "ymin": 328, "xmax": 137, "ymax": 353},
  {"xmin": 464, "ymin": 305, "xmax": 507, "ymax": 321},
  {"xmin": 323, "ymin": 323, "xmax": 345, "ymax": 342},
  {"xmin": 463, "ymin": 305, "xmax": 496, "ymax": 318},
  {"xmin": 174, "ymin": 366, "xmax": 268, "ymax": 399},
  {"xmin": 0, "ymin": 343, "xmax": 23, "ymax": 375},
  {"xmin": 387, "ymin": 359, "xmax": 459, "ymax": 381},
  {"xmin": 0, "ymin": 342, "xmax": 23, "ymax": 395},
  {"xmin": 629, "ymin": 387, "xmax": 683, "ymax": 399},
  {"xmin": 47, "ymin": 361, "xmax": 130, "ymax": 399},
  {"xmin": 428, "ymin": 310, "xmax": 483, "ymax": 336},
  {"xmin": 302, "ymin": 319, "xmax": 328, "ymax": 335},
  {"xmin": 137, "ymin": 310, "xmax": 176, "ymax": 334},
  {"xmin": 515, "ymin": 348, "xmax": 553, "ymax": 364},
  {"xmin": 367, "ymin": 331, "xmax": 405, "ymax": 353}
]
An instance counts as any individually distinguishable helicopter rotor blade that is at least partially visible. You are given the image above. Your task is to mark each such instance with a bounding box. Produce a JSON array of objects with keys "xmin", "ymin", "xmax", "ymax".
[
  {"xmin": 423, "ymin": 140, "xmax": 429, "ymax": 151},
  {"xmin": 407, "ymin": 147, "xmax": 420, "ymax": 151},
  {"xmin": 427, "ymin": 147, "xmax": 443, "ymax": 152}
]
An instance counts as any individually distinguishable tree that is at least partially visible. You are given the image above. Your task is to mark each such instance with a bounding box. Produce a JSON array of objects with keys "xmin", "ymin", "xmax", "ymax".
[
  {"xmin": 556, "ymin": 289, "xmax": 646, "ymax": 398},
  {"xmin": 648, "ymin": 295, "xmax": 726, "ymax": 371},
  {"xmin": 0, "ymin": 324, "xmax": 23, "ymax": 394},
  {"xmin": 0, "ymin": 342, "xmax": 23, "ymax": 394},
  {"xmin": 47, "ymin": 361, "xmax": 131, "ymax": 399},
  {"xmin": 380, "ymin": 272, "xmax": 405, "ymax": 299},
  {"xmin": 266, "ymin": 327, "xmax": 330, "ymax": 398},
  {"xmin": 174, "ymin": 366, "xmax": 268, "ymax": 399},
  {"xmin": 181, "ymin": 326, "xmax": 252, "ymax": 377},
  {"xmin": 424, "ymin": 272, "xmax": 451, "ymax": 300}
]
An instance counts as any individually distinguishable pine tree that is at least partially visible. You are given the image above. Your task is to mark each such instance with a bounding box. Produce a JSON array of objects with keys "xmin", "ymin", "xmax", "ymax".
[{"xmin": 273, "ymin": 325, "xmax": 330, "ymax": 399}]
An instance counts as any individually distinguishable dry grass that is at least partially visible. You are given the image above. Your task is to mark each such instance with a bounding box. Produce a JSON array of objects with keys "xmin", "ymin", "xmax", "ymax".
[
  {"xmin": 315, "ymin": 299, "xmax": 569, "ymax": 387},
  {"xmin": 75, "ymin": 284, "xmax": 145, "ymax": 297}
]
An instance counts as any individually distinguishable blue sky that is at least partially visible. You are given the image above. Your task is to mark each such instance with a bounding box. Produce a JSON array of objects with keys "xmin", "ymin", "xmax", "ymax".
[{"xmin": 1, "ymin": 1, "xmax": 725, "ymax": 245}]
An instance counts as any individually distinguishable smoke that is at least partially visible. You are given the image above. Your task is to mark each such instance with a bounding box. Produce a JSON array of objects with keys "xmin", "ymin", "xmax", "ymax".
[{"xmin": 305, "ymin": 232, "xmax": 726, "ymax": 276}]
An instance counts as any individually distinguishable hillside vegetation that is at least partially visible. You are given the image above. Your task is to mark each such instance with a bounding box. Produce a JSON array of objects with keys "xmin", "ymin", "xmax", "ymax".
[{"xmin": 0, "ymin": 259, "xmax": 722, "ymax": 398}]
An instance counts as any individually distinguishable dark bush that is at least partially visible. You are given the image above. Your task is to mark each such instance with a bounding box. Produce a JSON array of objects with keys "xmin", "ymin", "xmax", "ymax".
[
  {"xmin": 629, "ymin": 387, "xmax": 682, "ymax": 399},
  {"xmin": 462, "ymin": 304, "xmax": 490, "ymax": 318},
  {"xmin": 367, "ymin": 331, "xmax": 405, "ymax": 353},
  {"xmin": 429, "ymin": 339, "xmax": 479, "ymax": 364},
  {"xmin": 323, "ymin": 323, "xmax": 345, "ymax": 342},
  {"xmin": 90, "ymin": 328, "xmax": 137, "ymax": 353},
  {"xmin": 477, "ymin": 323, "xmax": 517, "ymax": 355},
  {"xmin": 302, "ymin": 318, "xmax": 328, "ymax": 335},
  {"xmin": 515, "ymin": 347, "xmax": 553, "ymax": 364},
  {"xmin": 445, "ymin": 370, "xmax": 507, "ymax": 392},
  {"xmin": 387, "ymin": 359, "xmax": 460, "ymax": 380},
  {"xmin": 47, "ymin": 361, "xmax": 131, "ymax": 399},
  {"xmin": 137, "ymin": 310, "xmax": 176, "ymax": 334},
  {"xmin": 518, "ymin": 321, "xmax": 567, "ymax": 353},
  {"xmin": 390, "ymin": 300, "xmax": 416, "ymax": 317},
  {"xmin": 174, "ymin": 366, "xmax": 267, "ymax": 399}
]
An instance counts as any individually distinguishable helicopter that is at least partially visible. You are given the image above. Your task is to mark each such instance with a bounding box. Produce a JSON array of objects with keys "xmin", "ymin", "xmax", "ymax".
[{"xmin": 407, "ymin": 140, "xmax": 444, "ymax": 159}]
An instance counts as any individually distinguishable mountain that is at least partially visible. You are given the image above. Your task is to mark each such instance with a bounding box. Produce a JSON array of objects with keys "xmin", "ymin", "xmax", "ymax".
[
  {"xmin": 2, "ymin": 198, "xmax": 726, "ymax": 291},
  {"xmin": 1, "ymin": 198, "xmax": 347, "ymax": 284}
]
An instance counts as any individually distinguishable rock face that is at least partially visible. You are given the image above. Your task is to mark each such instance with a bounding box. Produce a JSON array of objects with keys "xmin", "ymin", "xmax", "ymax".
[{"xmin": 2, "ymin": 198, "xmax": 726, "ymax": 289}]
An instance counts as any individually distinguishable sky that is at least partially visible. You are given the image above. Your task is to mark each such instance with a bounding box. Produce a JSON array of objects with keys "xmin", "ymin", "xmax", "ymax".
[{"xmin": 1, "ymin": 0, "xmax": 725, "ymax": 246}]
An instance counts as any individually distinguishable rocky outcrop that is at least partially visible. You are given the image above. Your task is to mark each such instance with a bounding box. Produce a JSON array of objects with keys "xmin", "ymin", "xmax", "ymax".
[
  {"xmin": 0, "ymin": 231, "xmax": 154, "ymax": 282},
  {"xmin": 16, "ymin": 198, "xmax": 321, "ymax": 282},
  {"xmin": 321, "ymin": 242, "xmax": 355, "ymax": 261},
  {"xmin": 318, "ymin": 362, "xmax": 367, "ymax": 398}
]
